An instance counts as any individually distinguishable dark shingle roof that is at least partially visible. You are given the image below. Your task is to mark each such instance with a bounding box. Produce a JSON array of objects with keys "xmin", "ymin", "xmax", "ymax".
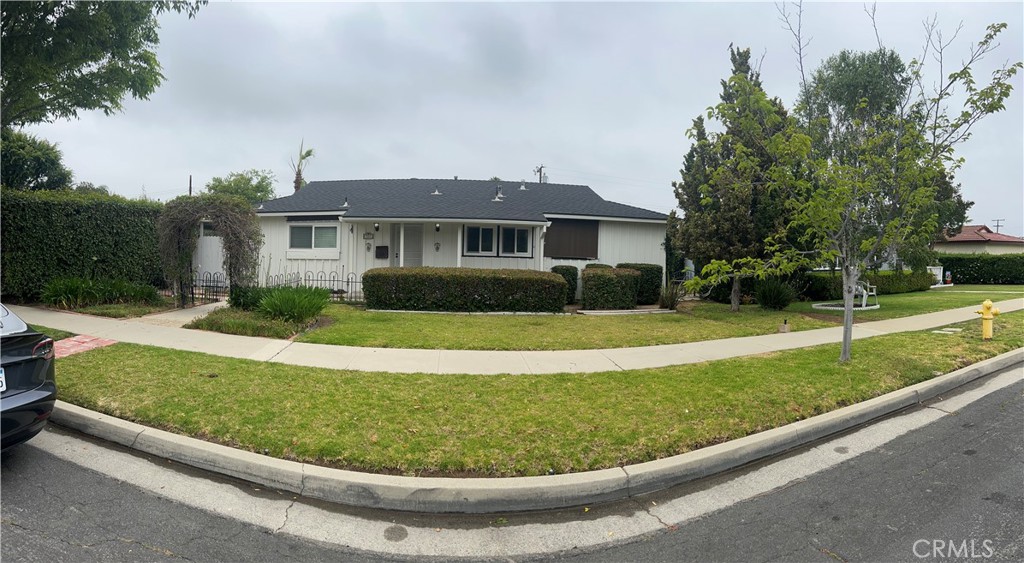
[{"xmin": 257, "ymin": 179, "xmax": 667, "ymax": 222}]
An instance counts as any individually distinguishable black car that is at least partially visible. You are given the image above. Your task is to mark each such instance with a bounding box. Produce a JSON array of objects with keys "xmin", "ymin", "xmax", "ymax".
[{"xmin": 1, "ymin": 304, "xmax": 57, "ymax": 450}]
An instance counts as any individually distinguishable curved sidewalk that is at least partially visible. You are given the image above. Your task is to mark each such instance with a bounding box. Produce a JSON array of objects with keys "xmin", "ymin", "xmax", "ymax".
[{"xmin": 9, "ymin": 298, "xmax": 1023, "ymax": 375}]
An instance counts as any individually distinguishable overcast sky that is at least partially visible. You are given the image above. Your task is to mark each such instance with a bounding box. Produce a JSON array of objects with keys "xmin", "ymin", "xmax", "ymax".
[{"xmin": 27, "ymin": 1, "xmax": 1024, "ymax": 235}]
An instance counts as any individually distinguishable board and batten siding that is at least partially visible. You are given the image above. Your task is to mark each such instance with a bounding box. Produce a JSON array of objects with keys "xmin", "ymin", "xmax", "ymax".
[
  {"xmin": 543, "ymin": 220, "xmax": 666, "ymax": 299},
  {"xmin": 256, "ymin": 217, "xmax": 664, "ymax": 287}
]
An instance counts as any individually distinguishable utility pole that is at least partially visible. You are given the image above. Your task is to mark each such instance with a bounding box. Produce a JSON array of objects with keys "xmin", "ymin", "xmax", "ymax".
[
  {"xmin": 992, "ymin": 219, "xmax": 1005, "ymax": 233},
  {"xmin": 188, "ymin": 174, "xmax": 193, "ymax": 196},
  {"xmin": 533, "ymin": 164, "xmax": 545, "ymax": 183}
]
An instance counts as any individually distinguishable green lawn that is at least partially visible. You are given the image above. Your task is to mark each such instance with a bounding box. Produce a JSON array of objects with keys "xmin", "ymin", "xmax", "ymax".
[
  {"xmin": 29, "ymin": 324, "xmax": 75, "ymax": 341},
  {"xmin": 295, "ymin": 302, "xmax": 837, "ymax": 350},
  {"xmin": 788, "ymin": 285, "xmax": 1023, "ymax": 322},
  {"xmin": 55, "ymin": 311, "xmax": 1023, "ymax": 477}
]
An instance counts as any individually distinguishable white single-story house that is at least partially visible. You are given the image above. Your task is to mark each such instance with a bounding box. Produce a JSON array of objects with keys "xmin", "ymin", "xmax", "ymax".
[
  {"xmin": 933, "ymin": 224, "xmax": 1024, "ymax": 255},
  {"xmin": 195, "ymin": 178, "xmax": 668, "ymax": 296}
]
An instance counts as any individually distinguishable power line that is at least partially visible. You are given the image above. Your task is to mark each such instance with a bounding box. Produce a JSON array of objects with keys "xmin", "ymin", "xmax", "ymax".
[{"xmin": 992, "ymin": 219, "xmax": 1005, "ymax": 233}]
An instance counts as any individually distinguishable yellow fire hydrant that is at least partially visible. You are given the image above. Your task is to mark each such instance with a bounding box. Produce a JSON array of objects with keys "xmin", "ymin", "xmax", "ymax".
[{"xmin": 975, "ymin": 299, "xmax": 1000, "ymax": 340}]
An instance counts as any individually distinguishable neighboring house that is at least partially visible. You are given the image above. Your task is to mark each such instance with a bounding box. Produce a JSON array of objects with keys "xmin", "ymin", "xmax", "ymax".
[
  {"xmin": 195, "ymin": 178, "xmax": 669, "ymax": 293},
  {"xmin": 933, "ymin": 224, "xmax": 1024, "ymax": 255}
]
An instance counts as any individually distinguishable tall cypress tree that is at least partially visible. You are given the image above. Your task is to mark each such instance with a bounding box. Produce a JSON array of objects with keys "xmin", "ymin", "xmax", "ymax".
[{"xmin": 673, "ymin": 46, "xmax": 796, "ymax": 311}]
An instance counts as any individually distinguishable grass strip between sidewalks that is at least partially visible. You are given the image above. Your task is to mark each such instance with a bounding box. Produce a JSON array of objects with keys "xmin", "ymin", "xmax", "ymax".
[
  {"xmin": 55, "ymin": 312, "xmax": 1022, "ymax": 477},
  {"xmin": 29, "ymin": 324, "xmax": 76, "ymax": 341}
]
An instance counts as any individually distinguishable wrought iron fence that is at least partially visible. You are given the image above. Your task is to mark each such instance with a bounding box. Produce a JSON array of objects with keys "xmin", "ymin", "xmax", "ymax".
[
  {"xmin": 159, "ymin": 271, "xmax": 229, "ymax": 306},
  {"xmin": 264, "ymin": 270, "xmax": 363, "ymax": 302}
]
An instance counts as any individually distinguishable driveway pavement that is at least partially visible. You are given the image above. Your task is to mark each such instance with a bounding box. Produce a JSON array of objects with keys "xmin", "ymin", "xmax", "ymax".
[{"xmin": 9, "ymin": 298, "xmax": 1022, "ymax": 375}]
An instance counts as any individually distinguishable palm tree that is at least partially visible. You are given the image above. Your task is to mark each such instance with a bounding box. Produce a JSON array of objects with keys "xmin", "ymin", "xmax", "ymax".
[{"xmin": 289, "ymin": 140, "xmax": 315, "ymax": 192}]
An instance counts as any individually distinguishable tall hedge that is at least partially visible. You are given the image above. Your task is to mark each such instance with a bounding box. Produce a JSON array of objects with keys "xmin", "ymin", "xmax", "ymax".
[
  {"xmin": 550, "ymin": 265, "xmax": 579, "ymax": 304},
  {"xmin": 363, "ymin": 267, "xmax": 567, "ymax": 313},
  {"xmin": 937, "ymin": 253, "xmax": 1024, "ymax": 285},
  {"xmin": 616, "ymin": 263, "xmax": 663, "ymax": 305},
  {"xmin": 581, "ymin": 267, "xmax": 640, "ymax": 310},
  {"xmin": 1, "ymin": 188, "xmax": 164, "ymax": 301},
  {"xmin": 803, "ymin": 270, "xmax": 935, "ymax": 301}
]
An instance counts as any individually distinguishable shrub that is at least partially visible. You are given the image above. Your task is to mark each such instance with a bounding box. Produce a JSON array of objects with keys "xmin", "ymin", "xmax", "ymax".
[
  {"xmin": 550, "ymin": 265, "xmax": 579, "ymax": 304},
  {"xmin": 584, "ymin": 263, "xmax": 612, "ymax": 269},
  {"xmin": 659, "ymin": 281, "xmax": 682, "ymax": 310},
  {"xmin": 363, "ymin": 267, "xmax": 567, "ymax": 313},
  {"xmin": 581, "ymin": 268, "xmax": 640, "ymax": 310},
  {"xmin": 1, "ymin": 188, "xmax": 164, "ymax": 302},
  {"xmin": 755, "ymin": 277, "xmax": 797, "ymax": 310},
  {"xmin": 41, "ymin": 277, "xmax": 160, "ymax": 309},
  {"xmin": 186, "ymin": 308, "xmax": 300, "ymax": 339},
  {"xmin": 258, "ymin": 286, "xmax": 330, "ymax": 324},
  {"xmin": 616, "ymin": 263, "xmax": 663, "ymax": 305},
  {"xmin": 803, "ymin": 271, "xmax": 935, "ymax": 301},
  {"xmin": 937, "ymin": 253, "xmax": 1024, "ymax": 285},
  {"xmin": 229, "ymin": 285, "xmax": 270, "ymax": 311}
]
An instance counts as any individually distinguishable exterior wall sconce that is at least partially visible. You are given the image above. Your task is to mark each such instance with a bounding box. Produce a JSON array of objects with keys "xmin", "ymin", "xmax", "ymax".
[
  {"xmin": 349, "ymin": 225, "xmax": 354, "ymax": 233},
  {"xmin": 365, "ymin": 242, "xmax": 372, "ymax": 252},
  {"xmin": 373, "ymin": 223, "xmax": 380, "ymax": 232},
  {"xmin": 434, "ymin": 242, "xmax": 441, "ymax": 252},
  {"xmin": 435, "ymin": 223, "xmax": 441, "ymax": 232}
]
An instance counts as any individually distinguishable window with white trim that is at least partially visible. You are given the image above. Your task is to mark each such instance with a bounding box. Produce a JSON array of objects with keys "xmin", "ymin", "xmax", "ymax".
[
  {"xmin": 289, "ymin": 225, "xmax": 338, "ymax": 249},
  {"xmin": 499, "ymin": 226, "xmax": 531, "ymax": 256},
  {"xmin": 464, "ymin": 225, "xmax": 495, "ymax": 255}
]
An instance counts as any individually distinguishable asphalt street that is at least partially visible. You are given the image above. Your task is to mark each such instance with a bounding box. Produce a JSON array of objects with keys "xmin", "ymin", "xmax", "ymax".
[{"xmin": 2, "ymin": 375, "xmax": 1022, "ymax": 562}]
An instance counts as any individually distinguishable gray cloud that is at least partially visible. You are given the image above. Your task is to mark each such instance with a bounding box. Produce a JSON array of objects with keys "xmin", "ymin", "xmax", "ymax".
[{"xmin": 26, "ymin": 2, "xmax": 1024, "ymax": 235}]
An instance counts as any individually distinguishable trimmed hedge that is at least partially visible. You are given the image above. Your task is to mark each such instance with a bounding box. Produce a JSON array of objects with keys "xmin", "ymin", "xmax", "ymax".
[
  {"xmin": 584, "ymin": 263, "xmax": 612, "ymax": 269},
  {"xmin": 363, "ymin": 267, "xmax": 568, "ymax": 313},
  {"xmin": 804, "ymin": 270, "xmax": 935, "ymax": 301},
  {"xmin": 616, "ymin": 263, "xmax": 663, "ymax": 305},
  {"xmin": 1, "ymin": 188, "xmax": 164, "ymax": 301},
  {"xmin": 937, "ymin": 253, "xmax": 1024, "ymax": 285},
  {"xmin": 551, "ymin": 265, "xmax": 579, "ymax": 304},
  {"xmin": 581, "ymin": 267, "xmax": 640, "ymax": 310}
]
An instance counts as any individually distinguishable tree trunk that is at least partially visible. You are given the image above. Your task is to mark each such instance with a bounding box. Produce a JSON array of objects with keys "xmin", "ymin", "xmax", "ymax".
[
  {"xmin": 730, "ymin": 276, "xmax": 742, "ymax": 312},
  {"xmin": 840, "ymin": 263, "xmax": 859, "ymax": 363}
]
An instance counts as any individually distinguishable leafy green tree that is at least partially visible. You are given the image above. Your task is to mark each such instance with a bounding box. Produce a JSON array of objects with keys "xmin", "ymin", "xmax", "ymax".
[
  {"xmin": 0, "ymin": 1, "xmax": 205, "ymax": 129},
  {"xmin": 0, "ymin": 128, "xmax": 73, "ymax": 190},
  {"xmin": 793, "ymin": 38, "xmax": 1018, "ymax": 362},
  {"xmin": 74, "ymin": 181, "xmax": 111, "ymax": 195},
  {"xmin": 675, "ymin": 47, "xmax": 804, "ymax": 311},
  {"xmin": 203, "ymin": 169, "xmax": 276, "ymax": 205}
]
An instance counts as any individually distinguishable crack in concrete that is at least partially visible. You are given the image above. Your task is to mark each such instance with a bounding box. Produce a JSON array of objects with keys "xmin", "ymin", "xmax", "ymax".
[
  {"xmin": 129, "ymin": 427, "xmax": 146, "ymax": 450},
  {"xmin": 925, "ymin": 405, "xmax": 955, "ymax": 415},
  {"xmin": 264, "ymin": 342, "xmax": 294, "ymax": 363},
  {"xmin": 627, "ymin": 497, "xmax": 678, "ymax": 531},
  {"xmin": 600, "ymin": 352, "xmax": 625, "ymax": 371}
]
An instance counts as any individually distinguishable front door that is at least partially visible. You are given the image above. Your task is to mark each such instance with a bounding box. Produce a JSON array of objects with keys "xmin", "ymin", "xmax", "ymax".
[{"xmin": 402, "ymin": 224, "xmax": 423, "ymax": 267}]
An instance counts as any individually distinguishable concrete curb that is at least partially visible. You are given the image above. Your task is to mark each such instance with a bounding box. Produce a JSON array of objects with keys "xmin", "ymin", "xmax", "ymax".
[{"xmin": 51, "ymin": 348, "xmax": 1023, "ymax": 514}]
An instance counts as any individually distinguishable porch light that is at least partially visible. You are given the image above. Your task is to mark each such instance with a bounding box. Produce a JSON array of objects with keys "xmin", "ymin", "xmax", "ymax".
[
  {"xmin": 374, "ymin": 223, "xmax": 380, "ymax": 231},
  {"xmin": 435, "ymin": 223, "xmax": 441, "ymax": 232}
]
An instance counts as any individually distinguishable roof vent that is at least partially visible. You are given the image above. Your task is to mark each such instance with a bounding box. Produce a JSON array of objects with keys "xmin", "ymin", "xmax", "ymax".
[
  {"xmin": 430, "ymin": 188, "xmax": 442, "ymax": 196},
  {"xmin": 454, "ymin": 175, "xmax": 458, "ymax": 180},
  {"xmin": 519, "ymin": 180, "xmax": 528, "ymax": 191},
  {"xmin": 341, "ymin": 197, "xmax": 349, "ymax": 208},
  {"xmin": 492, "ymin": 186, "xmax": 503, "ymax": 202}
]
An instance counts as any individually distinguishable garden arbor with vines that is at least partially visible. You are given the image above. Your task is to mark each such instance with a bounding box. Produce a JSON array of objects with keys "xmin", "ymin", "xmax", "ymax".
[{"xmin": 158, "ymin": 194, "xmax": 263, "ymax": 307}]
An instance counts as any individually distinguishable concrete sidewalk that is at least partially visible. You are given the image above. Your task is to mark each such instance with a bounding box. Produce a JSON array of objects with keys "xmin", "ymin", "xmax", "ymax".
[{"xmin": 10, "ymin": 299, "xmax": 1022, "ymax": 375}]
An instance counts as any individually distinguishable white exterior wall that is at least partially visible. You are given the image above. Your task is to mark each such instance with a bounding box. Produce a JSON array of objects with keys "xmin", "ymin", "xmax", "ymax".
[
  {"xmin": 933, "ymin": 242, "xmax": 1024, "ymax": 255},
  {"xmin": 544, "ymin": 220, "xmax": 666, "ymax": 299},
  {"xmin": 256, "ymin": 217, "xmax": 665, "ymax": 287}
]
